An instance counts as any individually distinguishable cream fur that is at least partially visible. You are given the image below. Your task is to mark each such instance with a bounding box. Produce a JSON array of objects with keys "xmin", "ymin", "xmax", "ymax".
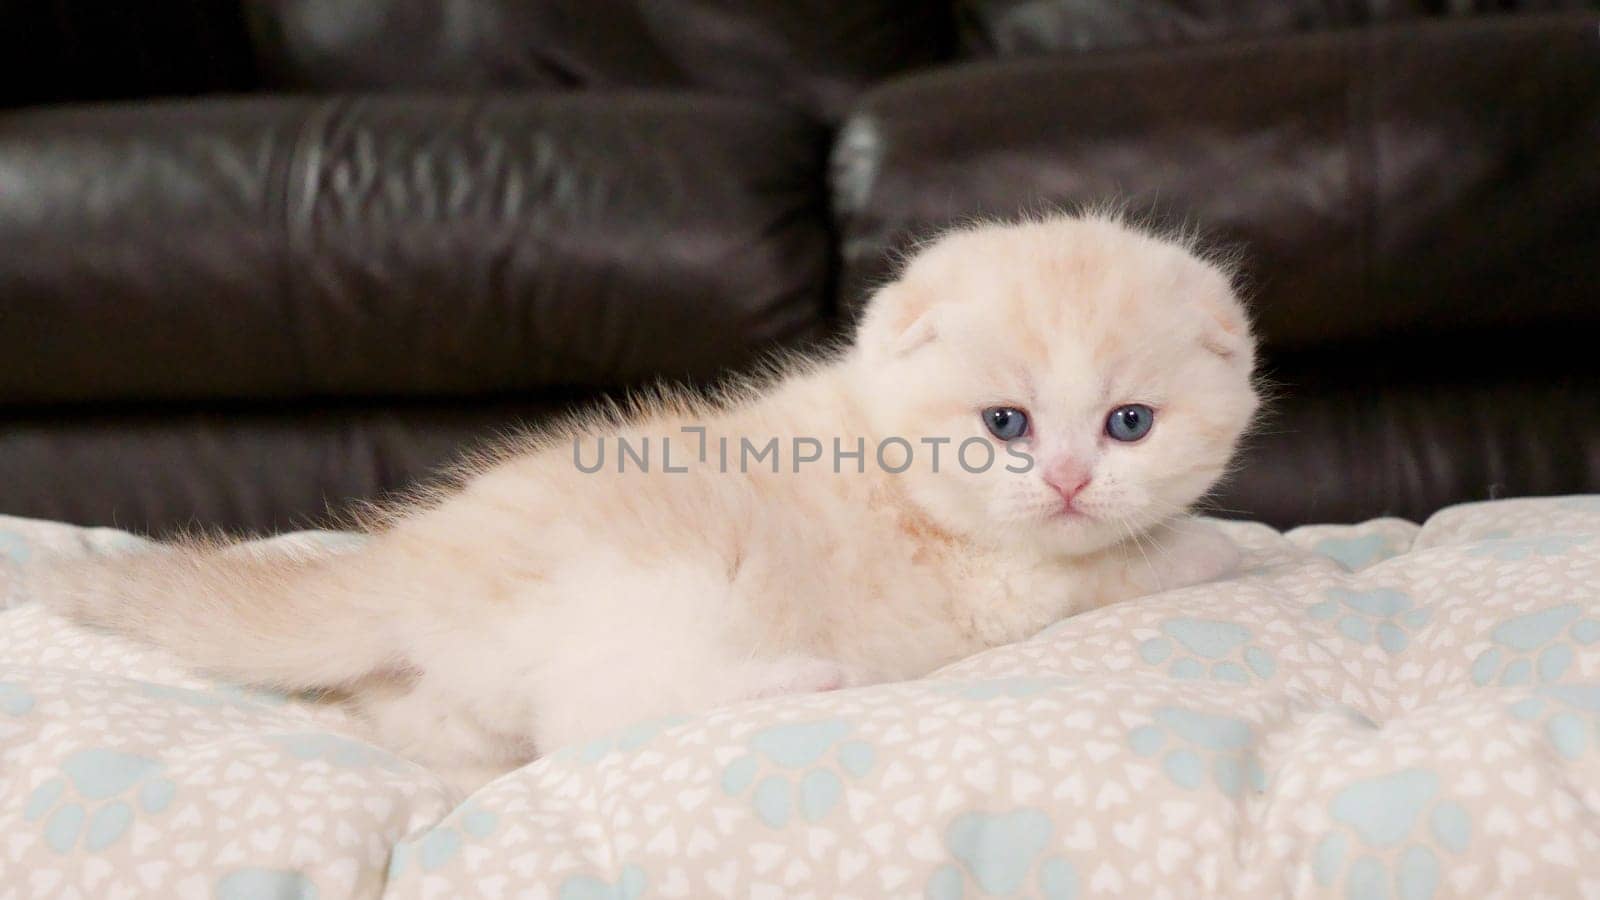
[{"xmin": 35, "ymin": 213, "xmax": 1260, "ymax": 794}]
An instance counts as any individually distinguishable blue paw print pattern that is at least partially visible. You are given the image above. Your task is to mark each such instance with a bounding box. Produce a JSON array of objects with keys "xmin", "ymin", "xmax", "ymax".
[
  {"xmin": 269, "ymin": 732, "xmax": 405, "ymax": 769},
  {"xmin": 388, "ymin": 801, "xmax": 500, "ymax": 879},
  {"xmin": 1313, "ymin": 533, "xmax": 1402, "ymax": 571},
  {"xmin": 24, "ymin": 748, "xmax": 176, "ymax": 852},
  {"xmin": 559, "ymin": 864, "xmax": 647, "ymax": 900},
  {"xmin": 1128, "ymin": 706, "xmax": 1267, "ymax": 797},
  {"xmin": 1471, "ymin": 604, "xmax": 1598, "ymax": 687},
  {"xmin": 720, "ymin": 719, "xmax": 875, "ymax": 828},
  {"xmin": 937, "ymin": 677, "xmax": 1071, "ymax": 701},
  {"xmin": 1508, "ymin": 683, "xmax": 1600, "ymax": 759},
  {"xmin": 1312, "ymin": 768, "xmax": 1471, "ymax": 900},
  {"xmin": 1468, "ymin": 534, "xmax": 1590, "ymax": 561},
  {"xmin": 0, "ymin": 529, "xmax": 29, "ymax": 563},
  {"xmin": 926, "ymin": 808, "xmax": 1078, "ymax": 900},
  {"xmin": 557, "ymin": 714, "xmax": 691, "ymax": 765},
  {"xmin": 0, "ymin": 680, "xmax": 35, "ymax": 716},
  {"xmin": 216, "ymin": 868, "xmax": 318, "ymax": 900},
  {"xmin": 1138, "ymin": 617, "xmax": 1276, "ymax": 684},
  {"xmin": 1309, "ymin": 588, "xmax": 1431, "ymax": 654}
]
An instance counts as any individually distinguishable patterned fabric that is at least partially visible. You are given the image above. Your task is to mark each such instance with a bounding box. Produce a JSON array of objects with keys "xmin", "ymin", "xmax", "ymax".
[{"xmin": 1, "ymin": 497, "xmax": 1598, "ymax": 898}]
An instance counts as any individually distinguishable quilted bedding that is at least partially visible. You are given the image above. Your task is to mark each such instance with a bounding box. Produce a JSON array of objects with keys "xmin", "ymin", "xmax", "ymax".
[{"xmin": 2, "ymin": 496, "xmax": 1599, "ymax": 899}]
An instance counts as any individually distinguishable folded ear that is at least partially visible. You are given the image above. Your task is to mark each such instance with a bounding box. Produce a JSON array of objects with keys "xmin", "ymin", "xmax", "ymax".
[
  {"xmin": 853, "ymin": 282, "xmax": 939, "ymax": 359},
  {"xmin": 1197, "ymin": 289, "xmax": 1255, "ymax": 368}
]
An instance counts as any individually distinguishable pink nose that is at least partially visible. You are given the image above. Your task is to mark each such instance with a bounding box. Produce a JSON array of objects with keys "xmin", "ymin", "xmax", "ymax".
[{"xmin": 1043, "ymin": 459, "xmax": 1092, "ymax": 504}]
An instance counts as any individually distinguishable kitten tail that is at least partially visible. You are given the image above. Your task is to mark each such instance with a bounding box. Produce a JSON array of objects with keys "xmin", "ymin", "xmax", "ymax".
[{"xmin": 30, "ymin": 539, "xmax": 402, "ymax": 691}]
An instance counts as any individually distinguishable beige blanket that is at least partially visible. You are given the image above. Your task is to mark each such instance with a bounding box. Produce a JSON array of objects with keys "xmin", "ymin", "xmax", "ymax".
[{"xmin": 2, "ymin": 496, "xmax": 1597, "ymax": 898}]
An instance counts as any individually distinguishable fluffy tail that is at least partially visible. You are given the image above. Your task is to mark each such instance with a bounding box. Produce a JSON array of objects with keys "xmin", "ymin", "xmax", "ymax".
[{"xmin": 31, "ymin": 537, "xmax": 404, "ymax": 691}]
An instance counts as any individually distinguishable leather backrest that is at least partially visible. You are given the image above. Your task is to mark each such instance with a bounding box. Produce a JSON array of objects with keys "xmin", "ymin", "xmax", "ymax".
[
  {"xmin": 833, "ymin": 13, "xmax": 1600, "ymax": 352},
  {"xmin": 958, "ymin": 0, "xmax": 1600, "ymax": 56},
  {"xmin": 243, "ymin": 0, "xmax": 953, "ymax": 118}
]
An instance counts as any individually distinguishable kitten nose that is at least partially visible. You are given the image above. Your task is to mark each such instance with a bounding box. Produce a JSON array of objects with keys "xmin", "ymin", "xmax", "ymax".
[{"xmin": 1043, "ymin": 459, "xmax": 1092, "ymax": 504}]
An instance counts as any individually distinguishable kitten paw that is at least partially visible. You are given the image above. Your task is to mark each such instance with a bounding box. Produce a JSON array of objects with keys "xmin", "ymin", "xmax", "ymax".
[
  {"xmin": 1138, "ymin": 522, "xmax": 1242, "ymax": 593},
  {"xmin": 743, "ymin": 656, "xmax": 865, "ymax": 701}
]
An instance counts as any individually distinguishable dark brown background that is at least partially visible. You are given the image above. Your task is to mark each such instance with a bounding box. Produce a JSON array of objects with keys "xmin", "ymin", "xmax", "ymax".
[{"xmin": 1, "ymin": 1, "xmax": 1596, "ymax": 534}]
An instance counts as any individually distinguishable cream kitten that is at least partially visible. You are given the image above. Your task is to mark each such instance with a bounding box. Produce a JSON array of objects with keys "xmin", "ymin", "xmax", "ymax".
[{"xmin": 37, "ymin": 214, "xmax": 1259, "ymax": 793}]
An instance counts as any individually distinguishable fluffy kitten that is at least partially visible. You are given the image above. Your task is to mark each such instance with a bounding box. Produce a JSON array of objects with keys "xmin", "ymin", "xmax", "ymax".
[{"xmin": 37, "ymin": 214, "xmax": 1259, "ymax": 792}]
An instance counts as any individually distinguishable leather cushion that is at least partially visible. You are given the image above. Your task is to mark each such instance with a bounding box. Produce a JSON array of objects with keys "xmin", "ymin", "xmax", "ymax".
[
  {"xmin": 1217, "ymin": 372, "xmax": 1600, "ymax": 528},
  {"xmin": 3, "ymin": 369, "xmax": 1592, "ymax": 536},
  {"xmin": 0, "ymin": 399, "xmax": 577, "ymax": 537},
  {"xmin": 834, "ymin": 12, "xmax": 1600, "ymax": 352},
  {"xmin": 0, "ymin": 94, "xmax": 831, "ymax": 404}
]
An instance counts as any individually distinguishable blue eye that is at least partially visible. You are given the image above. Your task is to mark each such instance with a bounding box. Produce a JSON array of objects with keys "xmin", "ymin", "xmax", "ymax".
[
  {"xmin": 1106, "ymin": 404, "xmax": 1155, "ymax": 442},
  {"xmin": 983, "ymin": 407, "xmax": 1029, "ymax": 441}
]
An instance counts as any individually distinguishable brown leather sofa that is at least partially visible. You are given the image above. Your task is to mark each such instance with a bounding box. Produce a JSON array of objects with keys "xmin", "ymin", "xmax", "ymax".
[{"xmin": 2, "ymin": 1, "xmax": 1596, "ymax": 535}]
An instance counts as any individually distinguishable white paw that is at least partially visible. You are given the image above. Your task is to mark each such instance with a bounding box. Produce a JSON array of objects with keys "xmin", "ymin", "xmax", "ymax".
[
  {"xmin": 1143, "ymin": 522, "xmax": 1242, "ymax": 592},
  {"xmin": 743, "ymin": 656, "xmax": 864, "ymax": 701}
]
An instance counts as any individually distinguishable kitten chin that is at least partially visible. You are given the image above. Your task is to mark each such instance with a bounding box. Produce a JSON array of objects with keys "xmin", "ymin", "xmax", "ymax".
[{"xmin": 36, "ymin": 211, "xmax": 1259, "ymax": 794}]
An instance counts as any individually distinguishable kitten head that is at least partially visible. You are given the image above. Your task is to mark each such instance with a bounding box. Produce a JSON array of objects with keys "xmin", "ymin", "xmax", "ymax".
[{"xmin": 850, "ymin": 214, "xmax": 1259, "ymax": 556}]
